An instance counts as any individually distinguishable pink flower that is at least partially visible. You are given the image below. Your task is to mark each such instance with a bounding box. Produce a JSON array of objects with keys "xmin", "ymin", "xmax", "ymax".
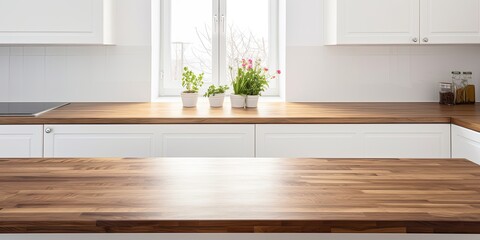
[
  {"xmin": 248, "ymin": 64, "xmax": 253, "ymax": 70},
  {"xmin": 272, "ymin": 76, "xmax": 276, "ymax": 79},
  {"xmin": 264, "ymin": 68, "xmax": 269, "ymax": 72},
  {"xmin": 277, "ymin": 70, "xmax": 282, "ymax": 74},
  {"xmin": 248, "ymin": 59, "xmax": 253, "ymax": 64}
]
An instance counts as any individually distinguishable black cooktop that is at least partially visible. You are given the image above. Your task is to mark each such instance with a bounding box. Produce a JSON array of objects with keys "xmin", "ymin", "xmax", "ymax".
[{"xmin": 0, "ymin": 103, "xmax": 69, "ymax": 117}]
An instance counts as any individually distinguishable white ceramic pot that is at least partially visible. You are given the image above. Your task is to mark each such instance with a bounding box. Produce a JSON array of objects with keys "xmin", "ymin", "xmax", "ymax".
[
  {"xmin": 208, "ymin": 94, "xmax": 225, "ymax": 108},
  {"xmin": 181, "ymin": 92, "xmax": 199, "ymax": 108},
  {"xmin": 230, "ymin": 94, "xmax": 246, "ymax": 108},
  {"xmin": 246, "ymin": 95, "xmax": 259, "ymax": 108}
]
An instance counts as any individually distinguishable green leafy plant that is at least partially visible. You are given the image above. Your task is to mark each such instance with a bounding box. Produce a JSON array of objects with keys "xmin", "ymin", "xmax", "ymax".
[
  {"xmin": 230, "ymin": 59, "xmax": 280, "ymax": 96},
  {"xmin": 182, "ymin": 67, "xmax": 204, "ymax": 93},
  {"xmin": 204, "ymin": 85, "xmax": 229, "ymax": 98}
]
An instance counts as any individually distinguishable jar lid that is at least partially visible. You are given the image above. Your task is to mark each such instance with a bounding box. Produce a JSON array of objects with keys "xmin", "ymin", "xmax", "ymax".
[{"xmin": 440, "ymin": 82, "xmax": 453, "ymax": 88}]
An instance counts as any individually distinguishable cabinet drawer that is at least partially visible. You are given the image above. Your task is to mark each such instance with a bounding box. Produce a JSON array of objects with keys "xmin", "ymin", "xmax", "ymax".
[
  {"xmin": 159, "ymin": 125, "xmax": 255, "ymax": 158},
  {"xmin": 44, "ymin": 125, "xmax": 159, "ymax": 158},
  {"xmin": 0, "ymin": 125, "xmax": 43, "ymax": 158},
  {"xmin": 44, "ymin": 125, "xmax": 255, "ymax": 158},
  {"xmin": 256, "ymin": 124, "xmax": 451, "ymax": 158}
]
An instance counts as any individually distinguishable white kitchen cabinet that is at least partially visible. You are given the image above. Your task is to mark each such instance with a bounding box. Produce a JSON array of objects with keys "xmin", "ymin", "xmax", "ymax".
[
  {"xmin": 0, "ymin": 0, "xmax": 114, "ymax": 44},
  {"xmin": 452, "ymin": 125, "xmax": 480, "ymax": 165},
  {"xmin": 420, "ymin": 0, "xmax": 480, "ymax": 44},
  {"xmin": 157, "ymin": 125, "xmax": 255, "ymax": 158},
  {"xmin": 0, "ymin": 125, "xmax": 43, "ymax": 158},
  {"xmin": 325, "ymin": 0, "xmax": 480, "ymax": 45},
  {"xmin": 324, "ymin": 0, "xmax": 421, "ymax": 45},
  {"xmin": 43, "ymin": 125, "xmax": 254, "ymax": 158},
  {"xmin": 44, "ymin": 125, "xmax": 160, "ymax": 158},
  {"xmin": 256, "ymin": 124, "xmax": 451, "ymax": 158}
]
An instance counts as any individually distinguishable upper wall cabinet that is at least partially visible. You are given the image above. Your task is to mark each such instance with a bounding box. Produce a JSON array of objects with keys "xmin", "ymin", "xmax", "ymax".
[
  {"xmin": 421, "ymin": 0, "xmax": 480, "ymax": 44},
  {"xmin": 324, "ymin": 0, "xmax": 420, "ymax": 45},
  {"xmin": 325, "ymin": 0, "xmax": 480, "ymax": 45},
  {"xmin": 0, "ymin": 0, "xmax": 114, "ymax": 45}
]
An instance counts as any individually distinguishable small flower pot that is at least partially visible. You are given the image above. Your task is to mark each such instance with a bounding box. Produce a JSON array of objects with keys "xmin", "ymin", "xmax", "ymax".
[
  {"xmin": 181, "ymin": 92, "xmax": 199, "ymax": 108},
  {"xmin": 230, "ymin": 94, "xmax": 246, "ymax": 108},
  {"xmin": 246, "ymin": 95, "xmax": 260, "ymax": 108},
  {"xmin": 208, "ymin": 94, "xmax": 225, "ymax": 108}
]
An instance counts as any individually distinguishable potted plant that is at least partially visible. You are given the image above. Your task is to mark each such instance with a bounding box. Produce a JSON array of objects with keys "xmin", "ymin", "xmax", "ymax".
[
  {"xmin": 181, "ymin": 67, "xmax": 204, "ymax": 108},
  {"xmin": 230, "ymin": 64, "xmax": 248, "ymax": 108},
  {"xmin": 204, "ymin": 85, "xmax": 229, "ymax": 108},
  {"xmin": 230, "ymin": 59, "xmax": 280, "ymax": 108}
]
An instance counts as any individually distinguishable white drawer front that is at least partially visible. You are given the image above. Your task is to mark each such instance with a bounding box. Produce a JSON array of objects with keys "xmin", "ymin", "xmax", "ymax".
[
  {"xmin": 44, "ymin": 125, "xmax": 255, "ymax": 158},
  {"xmin": 0, "ymin": 125, "xmax": 43, "ymax": 158},
  {"xmin": 44, "ymin": 125, "xmax": 159, "ymax": 158},
  {"xmin": 159, "ymin": 125, "xmax": 255, "ymax": 158},
  {"xmin": 256, "ymin": 124, "xmax": 451, "ymax": 158}
]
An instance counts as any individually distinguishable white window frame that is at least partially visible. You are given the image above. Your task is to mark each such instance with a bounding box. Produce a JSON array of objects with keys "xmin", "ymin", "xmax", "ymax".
[{"xmin": 158, "ymin": 0, "xmax": 281, "ymax": 97}]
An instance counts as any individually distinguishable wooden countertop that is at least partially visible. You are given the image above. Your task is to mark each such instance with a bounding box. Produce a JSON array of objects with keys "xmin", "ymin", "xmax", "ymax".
[
  {"xmin": 0, "ymin": 102, "xmax": 480, "ymax": 125},
  {"xmin": 452, "ymin": 116, "xmax": 480, "ymax": 132},
  {"xmin": 1, "ymin": 158, "xmax": 480, "ymax": 234}
]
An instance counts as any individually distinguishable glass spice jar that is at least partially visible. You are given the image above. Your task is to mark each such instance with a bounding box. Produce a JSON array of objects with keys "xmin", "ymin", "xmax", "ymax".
[
  {"xmin": 463, "ymin": 72, "xmax": 476, "ymax": 104},
  {"xmin": 439, "ymin": 82, "xmax": 455, "ymax": 105},
  {"xmin": 452, "ymin": 71, "xmax": 467, "ymax": 104}
]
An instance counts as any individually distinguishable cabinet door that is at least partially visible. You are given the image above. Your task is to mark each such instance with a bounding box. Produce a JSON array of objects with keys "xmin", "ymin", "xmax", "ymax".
[
  {"xmin": 44, "ymin": 125, "xmax": 255, "ymax": 158},
  {"xmin": 420, "ymin": 0, "xmax": 480, "ymax": 44},
  {"xmin": 159, "ymin": 125, "xmax": 255, "ymax": 158},
  {"xmin": 0, "ymin": 125, "xmax": 43, "ymax": 158},
  {"xmin": 452, "ymin": 125, "xmax": 480, "ymax": 165},
  {"xmin": 325, "ymin": 0, "xmax": 420, "ymax": 45},
  {"xmin": 0, "ymin": 0, "xmax": 113, "ymax": 44},
  {"xmin": 256, "ymin": 124, "xmax": 450, "ymax": 158},
  {"xmin": 44, "ymin": 125, "xmax": 160, "ymax": 158}
]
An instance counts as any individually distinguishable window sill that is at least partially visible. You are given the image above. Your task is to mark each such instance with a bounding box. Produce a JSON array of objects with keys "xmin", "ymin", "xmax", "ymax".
[{"xmin": 153, "ymin": 96, "xmax": 285, "ymax": 103}]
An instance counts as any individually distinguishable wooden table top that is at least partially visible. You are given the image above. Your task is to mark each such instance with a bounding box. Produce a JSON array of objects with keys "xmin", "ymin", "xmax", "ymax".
[
  {"xmin": 1, "ymin": 158, "xmax": 480, "ymax": 234},
  {"xmin": 0, "ymin": 102, "xmax": 480, "ymax": 125}
]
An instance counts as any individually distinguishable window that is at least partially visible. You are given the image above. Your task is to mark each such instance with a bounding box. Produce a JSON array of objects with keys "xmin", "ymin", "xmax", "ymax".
[{"xmin": 159, "ymin": 0, "xmax": 280, "ymax": 96}]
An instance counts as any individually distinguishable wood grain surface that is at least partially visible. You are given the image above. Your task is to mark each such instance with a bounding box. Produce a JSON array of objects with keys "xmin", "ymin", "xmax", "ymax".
[
  {"xmin": 0, "ymin": 102, "xmax": 479, "ymax": 124},
  {"xmin": 452, "ymin": 116, "xmax": 480, "ymax": 132},
  {"xmin": 1, "ymin": 158, "xmax": 480, "ymax": 234}
]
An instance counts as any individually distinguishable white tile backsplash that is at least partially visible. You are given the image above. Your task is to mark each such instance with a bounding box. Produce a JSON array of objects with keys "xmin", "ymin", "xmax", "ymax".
[
  {"xmin": 24, "ymin": 47, "xmax": 46, "ymax": 56},
  {"xmin": 0, "ymin": 56, "xmax": 9, "ymax": 100},
  {"xmin": 23, "ymin": 56, "xmax": 46, "ymax": 101},
  {"xmin": 0, "ymin": 47, "xmax": 9, "ymax": 56},
  {"xmin": 45, "ymin": 56, "xmax": 68, "ymax": 101}
]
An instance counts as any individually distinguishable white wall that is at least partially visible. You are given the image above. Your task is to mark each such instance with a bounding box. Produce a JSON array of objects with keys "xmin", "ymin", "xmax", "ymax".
[
  {"xmin": 0, "ymin": 0, "xmax": 151, "ymax": 102},
  {"xmin": 286, "ymin": 0, "xmax": 480, "ymax": 102},
  {"xmin": 1, "ymin": 0, "xmax": 480, "ymax": 103}
]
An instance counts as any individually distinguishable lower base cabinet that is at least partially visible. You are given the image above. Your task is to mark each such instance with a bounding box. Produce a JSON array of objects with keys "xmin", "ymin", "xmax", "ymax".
[
  {"xmin": 0, "ymin": 125, "xmax": 43, "ymax": 158},
  {"xmin": 452, "ymin": 125, "xmax": 480, "ymax": 165},
  {"xmin": 0, "ymin": 124, "xmax": 460, "ymax": 159},
  {"xmin": 43, "ymin": 125, "xmax": 255, "ymax": 158},
  {"xmin": 256, "ymin": 124, "xmax": 451, "ymax": 158}
]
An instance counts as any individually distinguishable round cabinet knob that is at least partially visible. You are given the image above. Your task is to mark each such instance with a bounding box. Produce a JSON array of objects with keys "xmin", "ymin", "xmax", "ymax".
[
  {"xmin": 423, "ymin": 37, "xmax": 429, "ymax": 43},
  {"xmin": 412, "ymin": 37, "xmax": 418, "ymax": 43},
  {"xmin": 45, "ymin": 128, "xmax": 52, "ymax": 134}
]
